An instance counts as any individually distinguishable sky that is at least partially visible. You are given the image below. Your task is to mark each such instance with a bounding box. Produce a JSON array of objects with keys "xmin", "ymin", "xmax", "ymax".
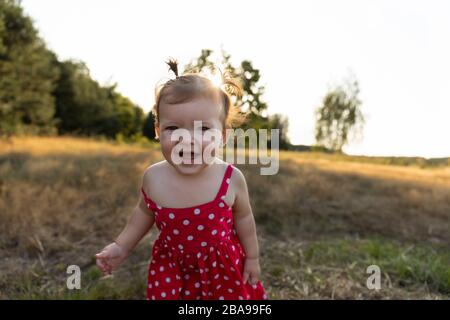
[{"xmin": 21, "ymin": 0, "xmax": 450, "ymax": 158}]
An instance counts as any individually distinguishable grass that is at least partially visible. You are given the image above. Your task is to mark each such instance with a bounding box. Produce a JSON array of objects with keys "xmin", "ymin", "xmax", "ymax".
[{"xmin": 0, "ymin": 135, "xmax": 449, "ymax": 299}]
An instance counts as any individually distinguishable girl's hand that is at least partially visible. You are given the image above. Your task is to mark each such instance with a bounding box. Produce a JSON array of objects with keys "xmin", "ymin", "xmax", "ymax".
[
  {"xmin": 95, "ymin": 242, "xmax": 129, "ymax": 276},
  {"xmin": 242, "ymin": 257, "xmax": 261, "ymax": 285}
]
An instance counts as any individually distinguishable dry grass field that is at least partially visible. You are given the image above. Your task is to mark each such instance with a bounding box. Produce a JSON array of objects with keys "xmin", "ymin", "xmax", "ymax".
[{"xmin": 0, "ymin": 136, "xmax": 449, "ymax": 299}]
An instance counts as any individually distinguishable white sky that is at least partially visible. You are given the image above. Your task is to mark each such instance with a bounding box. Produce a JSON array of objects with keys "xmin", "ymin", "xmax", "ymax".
[{"xmin": 21, "ymin": 0, "xmax": 450, "ymax": 158}]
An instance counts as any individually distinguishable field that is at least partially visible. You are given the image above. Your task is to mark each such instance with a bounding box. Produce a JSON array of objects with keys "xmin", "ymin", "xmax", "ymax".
[{"xmin": 0, "ymin": 136, "xmax": 449, "ymax": 299}]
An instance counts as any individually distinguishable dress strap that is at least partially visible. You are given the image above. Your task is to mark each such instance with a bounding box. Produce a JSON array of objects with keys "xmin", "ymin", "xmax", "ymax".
[
  {"xmin": 141, "ymin": 186, "xmax": 160, "ymax": 211},
  {"xmin": 214, "ymin": 163, "xmax": 234, "ymax": 202}
]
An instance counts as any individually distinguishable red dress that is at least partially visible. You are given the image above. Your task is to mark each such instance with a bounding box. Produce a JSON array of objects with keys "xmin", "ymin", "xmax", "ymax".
[{"xmin": 140, "ymin": 163, "xmax": 268, "ymax": 300}]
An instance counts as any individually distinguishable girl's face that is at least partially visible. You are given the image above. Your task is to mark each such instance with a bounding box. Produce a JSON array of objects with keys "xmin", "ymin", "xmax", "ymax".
[{"xmin": 156, "ymin": 95, "xmax": 226, "ymax": 176}]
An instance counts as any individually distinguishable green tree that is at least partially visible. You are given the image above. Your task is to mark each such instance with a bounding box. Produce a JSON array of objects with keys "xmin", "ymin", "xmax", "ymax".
[
  {"xmin": 0, "ymin": 0, "xmax": 59, "ymax": 135},
  {"xmin": 184, "ymin": 48, "xmax": 290, "ymax": 148},
  {"xmin": 315, "ymin": 74, "xmax": 364, "ymax": 152},
  {"xmin": 143, "ymin": 110, "xmax": 156, "ymax": 140},
  {"xmin": 54, "ymin": 60, "xmax": 145, "ymax": 138}
]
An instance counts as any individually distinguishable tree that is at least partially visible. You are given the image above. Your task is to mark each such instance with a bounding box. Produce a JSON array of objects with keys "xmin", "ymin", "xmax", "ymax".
[
  {"xmin": 54, "ymin": 60, "xmax": 144, "ymax": 138},
  {"xmin": 0, "ymin": 0, "xmax": 59, "ymax": 135},
  {"xmin": 315, "ymin": 74, "xmax": 364, "ymax": 152},
  {"xmin": 183, "ymin": 48, "xmax": 290, "ymax": 148}
]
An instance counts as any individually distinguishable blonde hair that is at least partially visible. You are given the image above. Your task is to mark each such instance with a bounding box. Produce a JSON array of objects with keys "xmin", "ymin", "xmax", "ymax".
[{"xmin": 152, "ymin": 58, "xmax": 248, "ymax": 130}]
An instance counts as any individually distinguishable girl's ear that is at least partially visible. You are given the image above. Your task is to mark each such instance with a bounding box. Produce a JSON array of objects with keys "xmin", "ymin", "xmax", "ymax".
[{"xmin": 155, "ymin": 126, "xmax": 161, "ymax": 140}]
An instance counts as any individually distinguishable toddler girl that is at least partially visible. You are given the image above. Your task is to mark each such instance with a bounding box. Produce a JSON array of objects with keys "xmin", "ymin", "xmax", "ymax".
[{"xmin": 95, "ymin": 58, "xmax": 268, "ymax": 300}]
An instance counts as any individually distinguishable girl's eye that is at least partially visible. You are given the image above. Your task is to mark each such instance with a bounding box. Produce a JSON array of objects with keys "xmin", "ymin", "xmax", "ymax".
[
  {"xmin": 165, "ymin": 126, "xmax": 178, "ymax": 131},
  {"xmin": 201, "ymin": 126, "xmax": 210, "ymax": 131}
]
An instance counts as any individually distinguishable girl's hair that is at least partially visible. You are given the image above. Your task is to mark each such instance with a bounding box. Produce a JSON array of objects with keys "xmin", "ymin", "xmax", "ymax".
[{"xmin": 152, "ymin": 58, "xmax": 248, "ymax": 130}]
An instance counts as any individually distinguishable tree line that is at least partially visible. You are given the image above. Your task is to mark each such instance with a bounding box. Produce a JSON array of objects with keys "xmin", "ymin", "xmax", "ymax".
[{"xmin": 1, "ymin": 0, "xmax": 363, "ymax": 152}]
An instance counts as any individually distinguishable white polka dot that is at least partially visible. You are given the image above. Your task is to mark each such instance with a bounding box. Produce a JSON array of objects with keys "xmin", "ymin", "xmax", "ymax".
[
  {"xmin": 219, "ymin": 296, "xmax": 224, "ymax": 300},
  {"xmin": 224, "ymin": 275, "xmax": 229, "ymax": 280},
  {"xmin": 187, "ymin": 235, "xmax": 194, "ymax": 241},
  {"xmin": 157, "ymin": 205, "xmax": 162, "ymax": 209},
  {"xmin": 235, "ymin": 280, "xmax": 240, "ymax": 285},
  {"xmin": 216, "ymin": 284, "xmax": 222, "ymax": 289},
  {"xmin": 221, "ymin": 231, "xmax": 226, "ymax": 237},
  {"xmin": 166, "ymin": 235, "xmax": 171, "ymax": 241},
  {"xmin": 238, "ymin": 296, "xmax": 243, "ymax": 300},
  {"xmin": 155, "ymin": 281, "xmax": 159, "ymax": 287},
  {"xmin": 197, "ymin": 252, "xmax": 202, "ymax": 258},
  {"xmin": 185, "ymin": 290, "xmax": 190, "ymax": 295},
  {"xmin": 208, "ymin": 213, "xmax": 215, "ymax": 219},
  {"xmin": 194, "ymin": 208, "xmax": 200, "ymax": 214},
  {"xmin": 197, "ymin": 225, "xmax": 204, "ymax": 231},
  {"xmin": 212, "ymin": 261, "xmax": 217, "ymax": 267},
  {"xmin": 201, "ymin": 242, "xmax": 207, "ymax": 247},
  {"xmin": 172, "ymin": 289, "xmax": 176, "ymax": 295},
  {"xmin": 226, "ymin": 178, "xmax": 230, "ymax": 184},
  {"xmin": 159, "ymin": 266, "xmax": 164, "ymax": 272},
  {"xmin": 211, "ymin": 230, "xmax": 217, "ymax": 235},
  {"xmin": 228, "ymin": 288, "xmax": 233, "ymax": 293},
  {"xmin": 173, "ymin": 229, "xmax": 179, "ymax": 235},
  {"xmin": 183, "ymin": 219, "xmax": 190, "ymax": 225},
  {"xmin": 194, "ymin": 282, "xmax": 200, "ymax": 288},
  {"xmin": 263, "ymin": 294, "xmax": 267, "ymax": 299},
  {"xmin": 169, "ymin": 213, "xmax": 175, "ymax": 219},
  {"xmin": 220, "ymin": 263, "xmax": 224, "ymax": 268},
  {"xmin": 148, "ymin": 284, "xmax": 152, "ymax": 288},
  {"xmin": 214, "ymin": 274, "xmax": 220, "ymax": 279},
  {"xmin": 150, "ymin": 270, "xmax": 155, "ymax": 275},
  {"xmin": 165, "ymin": 277, "xmax": 171, "ymax": 283},
  {"xmin": 221, "ymin": 195, "xmax": 226, "ymax": 200},
  {"xmin": 161, "ymin": 292, "xmax": 166, "ymax": 298},
  {"xmin": 252, "ymin": 284, "xmax": 257, "ymax": 289},
  {"xmin": 152, "ymin": 295, "xmax": 156, "ymax": 300},
  {"xmin": 178, "ymin": 244, "xmax": 184, "ymax": 250},
  {"xmin": 235, "ymin": 259, "xmax": 239, "ymax": 265},
  {"xmin": 219, "ymin": 202, "xmax": 225, "ymax": 208}
]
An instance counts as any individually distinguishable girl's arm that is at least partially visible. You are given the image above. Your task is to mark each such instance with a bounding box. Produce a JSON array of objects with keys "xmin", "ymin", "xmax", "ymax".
[
  {"xmin": 232, "ymin": 168, "xmax": 260, "ymax": 260},
  {"xmin": 114, "ymin": 190, "xmax": 155, "ymax": 252},
  {"xmin": 96, "ymin": 173, "xmax": 155, "ymax": 275}
]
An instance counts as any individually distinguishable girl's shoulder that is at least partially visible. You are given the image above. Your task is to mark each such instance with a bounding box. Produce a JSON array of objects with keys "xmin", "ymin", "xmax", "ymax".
[{"xmin": 142, "ymin": 160, "xmax": 169, "ymax": 191}]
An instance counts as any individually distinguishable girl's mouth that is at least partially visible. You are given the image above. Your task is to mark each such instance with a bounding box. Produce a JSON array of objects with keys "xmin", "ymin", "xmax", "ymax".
[{"xmin": 179, "ymin": 150, "xmax": 200, "ymax": 162}]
